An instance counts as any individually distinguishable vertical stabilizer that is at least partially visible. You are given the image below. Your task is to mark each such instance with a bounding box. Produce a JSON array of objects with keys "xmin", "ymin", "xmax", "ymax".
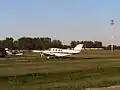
[
  {"xmin": 5, "ymin": 48, "xmax": 12, "ymax": 55},
  {"xmin": 74, "ymin": 44, "xmax": 83, "ymax": 51}
]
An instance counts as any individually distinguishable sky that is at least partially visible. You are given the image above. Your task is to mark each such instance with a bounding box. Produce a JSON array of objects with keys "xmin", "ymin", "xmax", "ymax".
[{"xmin": 0, "ymin": 0, "xmax": 120, "ymax": 45}]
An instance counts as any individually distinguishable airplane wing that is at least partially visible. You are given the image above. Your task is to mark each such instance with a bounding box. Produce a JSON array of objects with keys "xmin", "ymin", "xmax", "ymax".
[
  {"xmin": 15, "ymin": 53, "xmax": 23, "ymax": 56},
  {"xmin": 42, "ymin": 52, "xmax": 71, "ymax": 57},
  {"xmin": 32, "ymin": 50, "xmax": 43, "ymax": 53},
  {"xmin": 53, "ymin": 53, "xmax": 72, "ymax": 57}
]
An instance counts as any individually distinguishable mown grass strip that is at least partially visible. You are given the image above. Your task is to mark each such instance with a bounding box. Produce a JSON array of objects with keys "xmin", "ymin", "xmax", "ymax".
[{"xmin": 0, "ymin": 66, "xmax": 120, "ymax": 89}]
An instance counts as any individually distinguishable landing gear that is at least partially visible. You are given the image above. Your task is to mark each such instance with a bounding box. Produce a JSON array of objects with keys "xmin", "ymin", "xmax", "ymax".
[
  {"xmin": 40, "ymin": 53, "xmax": 44, "ymax": 57},
  {"xmin": 39, "ymin": 53, "xmax": 51, "ymax": 59}
]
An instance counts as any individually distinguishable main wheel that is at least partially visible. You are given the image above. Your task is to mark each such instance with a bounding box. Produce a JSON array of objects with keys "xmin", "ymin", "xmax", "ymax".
[
  {"xmin": 47, "ymin": 56, "xmax": 50, "ymax": 59},
  {"xmin": 40, "ymin": 53, "xmax": 44, "ymax": 57}
]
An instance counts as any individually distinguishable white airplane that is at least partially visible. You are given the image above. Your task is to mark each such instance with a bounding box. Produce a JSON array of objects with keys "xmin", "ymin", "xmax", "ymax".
[
  {"xmin": 32, "ymin": 44, "xmax": 83, "ymax": 59},
  {"xmin": 5, "ymin": 48, "xmax": 24, "ymax": 56}
]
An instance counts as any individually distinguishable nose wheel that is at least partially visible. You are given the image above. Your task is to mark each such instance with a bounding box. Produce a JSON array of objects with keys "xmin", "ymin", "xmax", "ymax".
[
  {"xmin": 40, "ymin": 53, "xmax": 50, "ymax": 59},
  {"xmin": 40, "ymin": 53, "xmax": 44, "ymax": 57}
]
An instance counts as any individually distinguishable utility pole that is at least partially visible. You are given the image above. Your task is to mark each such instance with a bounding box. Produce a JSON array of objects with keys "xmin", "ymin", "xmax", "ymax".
[{"xmin": 110, "ymin": 20, "xmax": 114, "ymax": 52}]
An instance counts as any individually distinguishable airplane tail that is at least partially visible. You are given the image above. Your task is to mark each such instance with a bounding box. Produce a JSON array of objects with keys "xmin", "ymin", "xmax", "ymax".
[
  {"xmin": 5, "ymin": 48, "xmax": 12, "ymax": 55},
  {"xmin": 74, "ymin": 44, "xmax": 83, "ymax": 51}
]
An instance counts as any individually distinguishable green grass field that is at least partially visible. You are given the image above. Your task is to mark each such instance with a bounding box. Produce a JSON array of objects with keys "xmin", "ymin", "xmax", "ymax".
[{"xmin": 1, "ymin": 50, "xmax": 120, "ymax": 90}]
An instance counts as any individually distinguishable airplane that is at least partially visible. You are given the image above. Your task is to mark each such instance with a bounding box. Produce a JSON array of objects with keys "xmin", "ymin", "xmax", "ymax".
[
  {"xmin": 5, "ymin": 48, "xmax": 24, "ymax": 56},
  {"xmin": 32, "ymin": 44, "xmax": 83, "ymax": 59}
]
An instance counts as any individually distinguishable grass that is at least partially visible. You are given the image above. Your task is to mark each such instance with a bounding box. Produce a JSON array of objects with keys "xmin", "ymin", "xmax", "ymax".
[
  {"xmin": 0, "ymin": 50, "xmax": 120, "ymax": 89},
  {"xmin": 1, "ymin": 67, "xmax": 120, "ymax": 90}
]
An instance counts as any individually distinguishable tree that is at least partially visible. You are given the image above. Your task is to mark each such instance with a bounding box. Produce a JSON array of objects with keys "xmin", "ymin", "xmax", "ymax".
[
  {"xmin": 25, "ymin": 37, "xmax": 33, "ymax": 50},
  {"xmin": 0, "ymin": 40, "xmax": 4, "ymax": 48},
  {"xmin": 32, "ymin": 37, "xmax": 41, "ymax": 50},
  {"xmin": 3, "ymin": 37, "xmax": 13, "ymax": 49},
  {"xmin": 70, "ymin": 41, "xmax": 77, "ymax": 48},
  {"xmin": 18, "ymin": 37, "xmax": 26, "ymax": 49},
  {"xmin": 62, "ymin": 45, "xmax": 71, "ymax": 49},
  {"xmin": 94, "ymin": 41, "xmax": 102, "ymax": 48},
  {"xmin": 39, "ymin": 37, "xmax": 52, "ymax": 50},
  {"xmin": 43, "ymin": 37, "xmax": 52, "ymax": 49},
  {"xmin": 17, "ymin": 37, "xmax": 33, "ymax": 50},
  {"xmin": 52, "ymin": 40, "xmax": 63, "ymax": 48},
  {"xmin": 104, "ymin": 45, "xmax": 117, "ymax": 50},
  {"xmin": 0, "ymin": 37, "xmax": 107, "ymax": 50},
  {"xmin": 84, "ymin": 41, "xmax": 94, "ymax": 48},
  {"xmin": 13, "ymin": 40, "xmax": 19, "ymax": 50}
]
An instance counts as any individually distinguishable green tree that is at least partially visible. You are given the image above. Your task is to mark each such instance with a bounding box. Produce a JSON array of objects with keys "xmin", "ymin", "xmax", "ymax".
[
  {"xmin": 32, "ymin": 37, "xmax": 41, "ymax": 50},
  {"xmin": 13, "ymin": 40, "xmax": 19, "ymax": 50},
  {"xmin": 17, "ymin": 37, "xmax": 33, "ymax": 50},
  {"xmin": 84, "ymin": 41, "xmax": 94, "ymax": 48},
  {"xmin": 70, "ymin": 41, "xmax": 77, "ymax": 48},
  {"xmin": 94, "ymin": 41, "xmax": 102, "ymax": 48},
  {"xmin": 52, "ymin": 40, "xmax": 63, "ymax": 48},
  {"xmin": 3, "ymin": 37, "xmax": 13, "ymax": 49}
]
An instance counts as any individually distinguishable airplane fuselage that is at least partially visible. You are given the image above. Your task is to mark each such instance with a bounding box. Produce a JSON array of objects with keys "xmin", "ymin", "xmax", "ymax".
[
  {"xmin": 41, "ymin": 48, "xmax": 81, "ymax": 57},
  {"xmin": 32, "ymin": 44, "xmax": 83, "ymax": 57}
]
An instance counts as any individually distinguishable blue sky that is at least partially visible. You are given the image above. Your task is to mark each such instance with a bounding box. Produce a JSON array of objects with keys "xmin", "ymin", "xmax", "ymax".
[{"xmin": 0, "ymin": 0, "xmax": 120, "ymax": 45}]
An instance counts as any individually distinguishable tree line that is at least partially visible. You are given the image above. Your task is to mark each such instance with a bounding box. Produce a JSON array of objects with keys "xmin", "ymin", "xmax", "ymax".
[{"xmin": 0, "ymin": 37, "xmax": 119, "ymax": 50}]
